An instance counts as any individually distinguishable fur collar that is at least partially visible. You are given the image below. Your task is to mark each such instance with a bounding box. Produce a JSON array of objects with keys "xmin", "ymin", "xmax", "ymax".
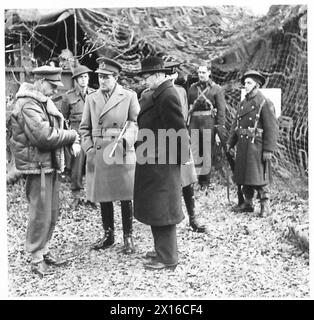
[{"xmin": 16, "ymin": 82, "xmax": 63, "ymax": 119}]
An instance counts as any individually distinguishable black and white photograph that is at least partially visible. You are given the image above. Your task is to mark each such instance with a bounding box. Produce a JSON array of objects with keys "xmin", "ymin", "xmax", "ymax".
[{"xmin": 1, "ymin": 0, "xmax": 310, "ymax": 302}]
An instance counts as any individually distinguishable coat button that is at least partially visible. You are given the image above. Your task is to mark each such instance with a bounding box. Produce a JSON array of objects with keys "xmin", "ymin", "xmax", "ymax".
[
  {"xmin": 96, "ymin": 146, "xmax": 101, "ymax": 150},
  {"xmin": 99, "ymin": 120, "xmax": 103, "ymax": 125}
]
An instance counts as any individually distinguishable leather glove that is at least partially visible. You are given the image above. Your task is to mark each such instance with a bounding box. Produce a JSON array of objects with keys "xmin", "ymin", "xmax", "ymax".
[{"xmin": 262, "ymin": 151, "xmax": 272, "ymax": 161}]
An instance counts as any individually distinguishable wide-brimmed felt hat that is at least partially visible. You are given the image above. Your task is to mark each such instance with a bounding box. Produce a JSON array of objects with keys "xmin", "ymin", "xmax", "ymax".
[
  {"xmin": 138, "ymin": 57, "xmax": 172, "ymax": 76},
  {"xmin": 241, "ymin": 70, "xmax": 266, "ymax": 87},
  {"xmin": 95, "ymin": 57, "xmax": 122, "ymax": 75},
  {"xmin": 72, "ymin": 64, "xmax": 92, "ymax": 78},
  {"xmin": 32, "ymin": 65, "xmax": 64, "ymax": 87}
]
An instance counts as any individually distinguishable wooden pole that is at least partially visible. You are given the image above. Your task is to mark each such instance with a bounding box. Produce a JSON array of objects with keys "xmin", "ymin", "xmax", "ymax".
[
  {"xmin": 74, "ymin": 8, "xmax": 77, "ymax": 59},
  {"xmin": 19, "ymin": 33, "xmax": 25, "ymax": 83}
]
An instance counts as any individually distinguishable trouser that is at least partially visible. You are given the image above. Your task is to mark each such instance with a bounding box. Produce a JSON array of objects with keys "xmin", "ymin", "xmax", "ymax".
[
  {"xmin": 190, "ymin": 126, "xmax": 212, "ymax": 185},
  {"xmin": 70, "ymin": 148, "xmax": 85, "ymax": 192},
  {"xmin": 242, "ymin": 185, "xmax": 269, "ymax": 201},
  {"xmin": 151, "ymin": 225, "xmax": 178, "ymax": 265},
  {"xmin": 99, "ymin": 200, "xmax": 133, "ymax": 235},
  {"xmin": 25, "ymin": 171, "xmax": 59, "ymax": 263}
]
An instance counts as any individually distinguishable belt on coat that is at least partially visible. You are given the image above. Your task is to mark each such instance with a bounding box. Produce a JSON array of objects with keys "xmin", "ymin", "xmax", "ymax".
[
  {"xmin": 92, "ymin": 128, "xmax": 122, "ymax": 139},
  {"xmin": 237, "ymin": 127, "xmax": 263, "ymax": 138},
  {"xmin": 192, "ymin": 110, "xmax": 215, "ymax": 116}
]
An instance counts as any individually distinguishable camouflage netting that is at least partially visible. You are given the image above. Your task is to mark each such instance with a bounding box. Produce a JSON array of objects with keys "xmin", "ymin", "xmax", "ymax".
[
  {"xmin": 5, "ymin": 5, "xmax": 308, "ymax": 182},
  {"xmin": 74, "ymin": 6, "xmax": 307, "ymax": 180}
]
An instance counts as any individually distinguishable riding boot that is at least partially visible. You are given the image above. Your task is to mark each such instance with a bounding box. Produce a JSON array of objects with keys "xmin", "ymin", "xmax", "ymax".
[
  {"xmin": 121, "ymin": 200, "xmax": 135, "ymax": 254},
  {"xmin": 91, "ymin": 202, "xmax": 114, "ymax": 250},
  {"xmin": 259, "ymin": 199, "xmax": 271, "ymax": 217},
  {"xmin": 183, "ymin": 184, "xmax": 206, "ymax": 232},
  {"xmin": 237, "ymin": 185, "xmax": 245, "ymax": 206}
]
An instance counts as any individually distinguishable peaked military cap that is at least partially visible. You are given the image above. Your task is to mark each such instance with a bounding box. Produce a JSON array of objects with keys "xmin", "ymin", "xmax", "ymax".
[
  {"xmin": 165, "ymin": 61, "xmax": 181, "ymax": 75},
  {"xmin": 241, "ymin": 70, "xmax": 266, "ymax": 87},
  {"xmin": 138, "ymin": 56, "xmax": 172, "ymax": 75},
  {"xmin": 72, "ymin": 64, "xmax": 92, "ymax": 79},
  {"xmin": 95, "ymin": 57, "xmax": 122, "ymax": 75},
  {"xmin": 32, "ymin": 65, "xmax": 64, "ymax": 87}
]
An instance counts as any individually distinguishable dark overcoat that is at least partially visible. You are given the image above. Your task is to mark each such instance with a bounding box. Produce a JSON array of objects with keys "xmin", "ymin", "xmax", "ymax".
[
  {"xmin": 227, "ymin": 90, "xmax": 278, "ymax": 186},
  {"xmin": 134, "ymin": 80, "xmax": 190, "ymax": 226},
  {"xmin": 79, "ymin": 84, "xmax": 140, "ymax": 202}
]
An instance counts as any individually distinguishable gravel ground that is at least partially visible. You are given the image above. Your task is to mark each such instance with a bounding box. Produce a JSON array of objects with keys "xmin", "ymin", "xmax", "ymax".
[{"xmin": 6, "ymin": 176, "xmax": 309, "ymax": 299}]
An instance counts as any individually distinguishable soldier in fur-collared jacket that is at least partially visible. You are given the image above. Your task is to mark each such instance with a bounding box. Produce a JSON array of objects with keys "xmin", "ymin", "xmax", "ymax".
[
  {"xmin": 10, "ymin": 66, "xmax": 81, "ymax": 277},
  {"xmin": 227, "ymin": 70, "xmax": 279, "ymax": 217}
]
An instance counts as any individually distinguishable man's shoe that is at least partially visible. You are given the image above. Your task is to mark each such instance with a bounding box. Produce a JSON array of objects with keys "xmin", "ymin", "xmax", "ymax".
[
  {"xmin": 91, "ymin": 230, "xmax": 114, "ymax": 250},
  {"xmin": 189, "ymin": 217, "xmax": 206, "ymax": 233},
  {"xmin": 31, "ymin": 261, "xmax": 53, "ymax": 278},
  {"xmin": 258, "ymin": 200, "xmax": 271, "ymax": 217},
  {"xmin": 85, "ymin": 200, "xmax": 97, "ymax": 209},
  {"xmin": 71, "ymin": 198, "xmax": 80, "ymax": 210},
  {"xmin": 233, "ymin": 202, "xmax": 254, "ymax": 213},
  {"xmin": 144, "ymin": 260, "xmax": 177, "ymax": 271},
  {"xmin": 144, "ymin": 250, "xmax": 157, "ymax": 259},
  {"xmin": 43, "ymin": 252, "xmax": 68, "ymax": 266},
  {"xmin": 123, "ymin": 235, "xmax": 135, "ymax": 254}
]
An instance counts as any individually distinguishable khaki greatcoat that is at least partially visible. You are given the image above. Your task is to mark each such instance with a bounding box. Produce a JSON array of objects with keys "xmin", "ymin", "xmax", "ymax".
[{"xmin": 79, "ymin": 84, "xmax": 140, "ymax": 202}]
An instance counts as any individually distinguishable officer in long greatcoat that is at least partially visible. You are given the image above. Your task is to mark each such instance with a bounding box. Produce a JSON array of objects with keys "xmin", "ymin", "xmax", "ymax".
[
  {"xmin": 79, "ymin": 57, "xmax": 140, "ymax": 254},
  {"xmin": 134, "ymin": 57, "xmax": 190, "ymax": 270},
  {"xmin": 61, "ymin": 64, "xmax": 95, "ymax": 209},
  {"xmin": 227, "ymin": 70, "xmax": 279, "ymax": 217}
]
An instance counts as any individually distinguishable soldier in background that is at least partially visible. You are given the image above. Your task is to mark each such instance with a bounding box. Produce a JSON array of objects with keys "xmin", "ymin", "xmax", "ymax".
[
  {"xmin": 61, "ymin": 63, "xmax": 95, "ymax": 209},
  {"xmin": 227, "ymin": 70, "xmax": 278, "ymax": 217},
  {"xmin": 166, "ymin": 62, "xmax": 206, "ymax": 233},
  {"xmin": 187, "ymin": 61, "xmax": 227, "ymax": 189}
]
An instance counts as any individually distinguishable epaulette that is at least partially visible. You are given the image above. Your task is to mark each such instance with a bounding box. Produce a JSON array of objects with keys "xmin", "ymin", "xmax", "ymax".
[
  {"xmin": 65, "ymin": 88, "xmax": 76, "ymax": 94},
  {"xmin": 141, "ymin": 88, "xmax": 152, "ymax": 96},
  {"xmin": 87, "ymin": 88, "xmax": 96, "ymax": 95},
  {"xmin": 123, "ymin": 87, "xmax": 136, "ymax": 93}
]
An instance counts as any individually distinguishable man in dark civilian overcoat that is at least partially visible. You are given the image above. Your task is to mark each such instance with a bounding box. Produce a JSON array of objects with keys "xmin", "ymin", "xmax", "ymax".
[
  {"xmin": 227, "ymin": 70, "xmax": 279, "ymax": 217},
  {"xmin": 134, "ymin": 57, "xmax": 190, "ymax": 270}
]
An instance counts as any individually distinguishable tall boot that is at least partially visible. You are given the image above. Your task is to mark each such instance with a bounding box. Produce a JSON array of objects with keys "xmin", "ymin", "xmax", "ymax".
[
  {"xmin": 183, "ymin": 184, "xmax": 206, "ymax": 233},
  {"xmin": 91, "ymin": 202, "xmax": 114, "ymax": 250},
  {"xmin": 237, "ymin": 185, "xmax": 245, "ymax": 206},
  {"xmin": 259, "ymin": 199, "xmax": 271, "ymax": 217},
  {"xmin": 121, "ymin": 200, "xmax": 135, "ymax": 254}
]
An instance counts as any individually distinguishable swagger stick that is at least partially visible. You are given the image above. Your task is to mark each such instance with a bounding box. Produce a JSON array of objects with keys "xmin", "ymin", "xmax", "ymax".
[{"xmin": 109, "ymin": 121, "xmax": 129, "ymax": 158}]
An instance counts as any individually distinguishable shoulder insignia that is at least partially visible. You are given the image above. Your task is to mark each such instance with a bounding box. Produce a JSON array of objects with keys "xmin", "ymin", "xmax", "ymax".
[
  {"xmin": 66, "ymin": 88, "xmax": 76, "ymax": 94},
  {"xmin": 87, "ymin": 89, "xmax": 97, "ymax": 95}
]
